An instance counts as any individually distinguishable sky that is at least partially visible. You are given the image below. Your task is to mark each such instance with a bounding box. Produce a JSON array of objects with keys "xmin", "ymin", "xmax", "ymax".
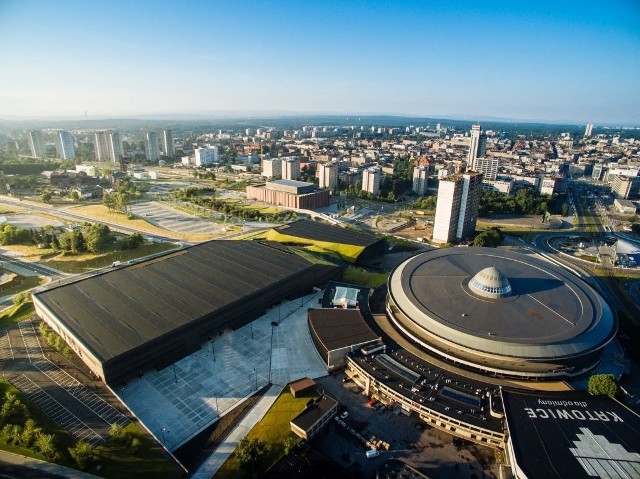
[{"xmin": 0, "ymin": 0, "xmax": 639, "ymax": 124}]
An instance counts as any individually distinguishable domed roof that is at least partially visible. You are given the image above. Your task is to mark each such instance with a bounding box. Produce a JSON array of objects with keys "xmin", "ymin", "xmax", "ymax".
[{"xmin": 469, "ymin": 266, "xmax": 512, "ymax": 299}]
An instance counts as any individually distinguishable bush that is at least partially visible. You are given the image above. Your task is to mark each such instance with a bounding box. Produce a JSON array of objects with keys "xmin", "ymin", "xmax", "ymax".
[
  {"xmin": 69, "ymin": 441, "xmax": 95, "ymax": 470},
  {"xmin": 588, "ymin": 374, "xmax": 619, "ymax": 398}
]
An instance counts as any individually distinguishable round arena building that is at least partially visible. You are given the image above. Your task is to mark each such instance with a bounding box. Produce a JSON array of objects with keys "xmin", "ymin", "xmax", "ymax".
[{"xmin": 386, "ymin": 248, "xmax": 616, "ymax": 380}]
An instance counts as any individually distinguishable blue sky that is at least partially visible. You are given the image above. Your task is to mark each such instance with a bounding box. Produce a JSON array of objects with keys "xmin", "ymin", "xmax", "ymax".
[{"xmin": 0, "ymin": 0, "xmax": 639, "ymax": 124}]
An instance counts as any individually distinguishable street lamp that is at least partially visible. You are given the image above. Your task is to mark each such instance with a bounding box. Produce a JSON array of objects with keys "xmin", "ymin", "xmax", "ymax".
[
  {"xmin": 254, "ymin": 367, "xmax": 258, "ymax": 390},
  {"xmin": 160, "ymin": 427, "xmax": 168, "ymax": 445}
]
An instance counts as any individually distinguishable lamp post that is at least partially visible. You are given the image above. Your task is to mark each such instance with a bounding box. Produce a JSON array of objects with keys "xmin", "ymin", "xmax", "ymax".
[
  {"xmin": 254, "ymin": 367, "xmax": 258, "ymax": 391},
  {"xmin": 161, "ymin": 427, "xmax": 167, "ymax": 445},
  {"xmin": 173, "ymin": 364, "xmax": 177, "ymax": 383}
]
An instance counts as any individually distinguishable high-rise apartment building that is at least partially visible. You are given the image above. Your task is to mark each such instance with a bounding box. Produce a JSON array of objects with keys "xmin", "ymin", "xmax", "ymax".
[
  {"xmin": 318, "ymin": 162, "xmax": 338, "ymax": 189},
  {"xmin": 144, "ymin": 132, "xmax": 160, "ymax": 162},
  {"xmin": 194, "ymin": 146, "xmax": 219, "ymax": 166},
  {"xmin": 28, "ymin": 130, "xmax": 46, "ymax": 158},
  {"xmin": 282, "ymin": 157, "xmax": 300, "ymax": 181},
  {"xmin": 94, "ymin": 131, "xmax": 122, "ymax": 162},
  {"xmin": 468, "ymin": 124, "xmax": 487, "ymax": 169},
  {"xmin": 54, "ymin": 131, "xmax": 76, "ymax": 159},
  {"xmin": 433, "ymin": 172, "xmax": 483, "ymax": 243},
  {"xmin": 162, "ymin": 129, "xmax": 175, "ymax": 156},
  {"xmin": 262, "ymin": 158, "xmax": 282, "ymax": 178},
  {"xmin": 584, "ymin": 123, "xmax": 594, "ymax": 137},
  {"xmin": 362, "ymin": 167, "xmax": 381, "ymax": 195},
  {"xmin": 412, "ymin": 166, "xmax": 429, "ymax": 195},
  {"xmin": 472, "ymin": 157, "xmax": 499, "ymax": 181}
]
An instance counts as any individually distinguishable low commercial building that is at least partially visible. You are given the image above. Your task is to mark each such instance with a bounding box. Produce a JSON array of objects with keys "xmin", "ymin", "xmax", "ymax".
[
  {"xmin": 290, "ymin": 395, "xmax": 338, "ymax": 440},
  {"xmin": 246, "ymin": 180, "xmax": 330, "ymax": 210},
  {"xmin": 308, "ymin": 308, "xmax": 379, "ymax": 372}
]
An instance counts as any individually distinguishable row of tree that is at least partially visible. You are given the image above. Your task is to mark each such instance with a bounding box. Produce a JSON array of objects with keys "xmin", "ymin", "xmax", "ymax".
[{"xmin": 478, "ymin": 189, "xmax": 557, "ymax": 217}]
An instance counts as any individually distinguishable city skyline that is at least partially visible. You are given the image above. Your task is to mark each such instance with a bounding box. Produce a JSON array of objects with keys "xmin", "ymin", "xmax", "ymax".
[{"xmin": 1, "ymin": 0, "xmax": 639, "ymax": 124}]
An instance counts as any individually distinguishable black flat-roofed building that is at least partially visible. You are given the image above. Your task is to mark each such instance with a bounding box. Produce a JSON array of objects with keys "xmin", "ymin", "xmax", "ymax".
[
  {"xmin": 503, "ymin": 389, "xmax": 640, "ymax": 479},
  {"xmin": 33, "ymin": 241, "xmax": 339, "ymax": 384},
  {"xmin": 273, "ymin": 219, "xmax": 385, "ymax": 263},
  {"xmin": 308, "ymin": 308, "xmax": 380, "ymax": 371}
]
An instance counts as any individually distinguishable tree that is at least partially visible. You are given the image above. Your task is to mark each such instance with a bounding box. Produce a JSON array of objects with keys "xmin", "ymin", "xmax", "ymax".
[
  {"xmin": 40, "ymin": 190, "xmax": 53, "ymax": 203},
  {"xmin": 588, "ymin": 374, "xmax": 619, "ymax": 398},
  {"xmin": 35, "ymin": 432, "xmax": 59, "ymax": 460},
  {"xmin": 69, "ymin": 441, "xmax": 95, "ymax": 469},
  {"xmin": 109, "ymin": 423, "xmax": 125, "ymax": 442},
  {"xmin": 58, "ymin": 229, "xmax": 85, "ymax": 253},
  {"xmin": 283, "ymin": 435, "xmax": 298, "ymax": 455},
  {"xmin": 234, "ymin": 437, "xmax": 268, "ymax": 471},
  {"xmin": 473, "ymin": 228, "xmax": 503, "ymax": 248},
  {"xmin": 84, "ymin": 223, "xmax": 111, "ymax": 253}
]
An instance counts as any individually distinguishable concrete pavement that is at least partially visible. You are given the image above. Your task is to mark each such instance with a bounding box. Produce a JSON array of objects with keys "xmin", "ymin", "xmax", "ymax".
[{"xmin": 0, "ymin": 450, "xmax": 103, "ymax": 479}]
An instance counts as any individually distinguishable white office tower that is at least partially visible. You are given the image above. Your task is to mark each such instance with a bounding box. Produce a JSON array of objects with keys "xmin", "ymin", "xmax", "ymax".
[
  {"xmin": 262, "ymin": 158, "xmax": 282, "ymax": 178},
  {"xmin": 472, "ymin": 157, "xmax": 499, "ymax": 181},
  {"xmin": 362, "ymin": 167, "xmax": 381, "ymax": 195},
  {"xmin": 28, "ymin": 130, "xmax": 46, "ymax": 158},
  {"xmin": 162, "ymin": 129, "xmax": 175, "ymax": 156},
  {"xmin": 144, "ymin": 132, "xmax": 160, "ymax": 162},
  {"xmin": 282, "ymin": 157, "xmax": 301, "ymax": 180},
  {"xmin": 412, "ymin": 166, "xmax": 429, "ymax": 195},
  {"xmin": 468, "ymin": 124, "xmax": 487, "ymax": 169},
  {"xmin": 584, "ymin": 123, "xmax": 594, "ymax": 137},
  {"xmin": 318, "ymin": 162, "xmax": 338, "ymax": 189},
  {"xmin": 433, "ymin": 172, "xmax": 483, "ymax": 243},
  {"xmin": 54, "ymin": 131, "xmax": 75, "ymax": 159},
  {"xmin": 93, "ymin": 131, "xmax": 122, "ymax": 162},
  {"xmin": 194, "ymin": 146, "xmax": 219, "ymax": 166}
]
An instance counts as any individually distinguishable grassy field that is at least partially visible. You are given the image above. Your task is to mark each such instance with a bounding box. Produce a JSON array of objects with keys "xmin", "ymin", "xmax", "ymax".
[
  {"xmin": 0, "ymin": 301, "xmax": 35, "ymax": 329},
  {"xmin": 342, "ymin": 266, "xmax": 388, "ymax": 288},
  {"xmin": 87, "ymin": 423, "xmax": 182, "ymax": 479},
  {"xmin": 0, "ymin": 273, "xmax": 44, "ymax": 298},
  {"xmin": 1, "ymin": 242, "xmax": 178, "ymax": 274},
  {"xmin": 215, "ymin": 388, "xmax": 319, "ymax": 479}
]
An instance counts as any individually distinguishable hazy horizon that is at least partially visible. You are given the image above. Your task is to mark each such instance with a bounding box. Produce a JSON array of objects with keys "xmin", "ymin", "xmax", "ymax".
[{"xmin": 1, "ymin": 0, "xmax": 639, "ymax": 125}]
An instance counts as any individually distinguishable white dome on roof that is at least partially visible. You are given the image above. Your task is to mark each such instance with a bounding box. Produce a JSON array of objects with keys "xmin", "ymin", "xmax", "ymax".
[{"xmin": 469, "ymin": 266, "xmax": 512, "ymax": 299}]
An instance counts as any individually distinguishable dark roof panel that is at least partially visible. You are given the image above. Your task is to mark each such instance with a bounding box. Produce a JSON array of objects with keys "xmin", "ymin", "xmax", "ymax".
[
  {"xmin": 308, "ymin": 308, "xmax": 379, "ymax": 351},
  {"xmin": 275, "ymin": 219, "xmax": 382, "ymax": 248},
  {"xmin": 35, "ymin": 241, "xmax": 316, "ymax": 362}
]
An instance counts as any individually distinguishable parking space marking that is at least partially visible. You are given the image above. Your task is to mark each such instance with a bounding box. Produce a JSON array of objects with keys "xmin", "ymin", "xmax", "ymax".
[{"xmin": 10, "ymin": 374, "xmax": 104, "ymax": 446}]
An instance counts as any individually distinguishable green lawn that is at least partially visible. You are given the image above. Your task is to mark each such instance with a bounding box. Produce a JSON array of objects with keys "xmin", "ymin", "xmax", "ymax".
[
  {"xmin": 87, "ymin": 423, "xmax": 182, "ymax": 479},
  {"xmin": 43, "ymin": 242, "xmax": 178, "ymax": 273},
  {"xmin": 0, "ymin": 274, "xmax": 44, "ymax": 298},
  {"xmin": 0, "ymin": 302, "xmax": 35, "ymax": 329},
  {"xmin": 216, "ymin": 388, "xmax": 319, "ymax": 479},
  {"xmin": 342, "ymin": 266, "xmax": 388, "ymax": 288}
]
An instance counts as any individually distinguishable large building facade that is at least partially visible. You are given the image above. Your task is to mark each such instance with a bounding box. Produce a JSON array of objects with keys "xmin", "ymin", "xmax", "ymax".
[
  {"xmin": 162, "ymin": 129, "xmax": 175, "ymax": 156},
  {"xmin": 362, "ymin": 167, "xmax": 381, "ymax": 195},
  {"xmin": 432, "ymin": 172, "xmax": 482, "ymax": 243},
  {"xmin": 194, "ymin": 146, "xmax": 219, "ymax": 166},
  {"xmin": 262, "ymin": 158, "xmax": 282, "ymax": 178},
  {"xmin": 94, "ymin": 131, "xmax": 122, "ymax": 162},
  {"xmin": 144, "ymin": 132, "xmax": 160, "ymax": 162},
  {"xmin": 54, "ymin": 131, "xmax": 76, "ymax": 159},
  {"xmin": 32, "ymin": 241, "xmax": 339, "ymax": 384},
  {"xmin": 467, "ymin": 124, "xmax": 487, "ymax": 168},
  {"xmin": 246, "ymin": 179, "xmax": 330, "ymax": 209},
  {"xmin": 28, "ymin": 130, "xmax": 46, "ymax": 158},
  {"xmin": 412, "ymin": 166, "xmax": 429, "ymax": 195},
  {"xmin": 282, "ymin": 157, "xmax": 301, "ymax": 181},
  {"xmin": 318, "ymin": 162, "xmax": 338, "ymax": 189},
  {"xmin": 386, "ymin": 248, "xmax": 616, "ymax": 380}
]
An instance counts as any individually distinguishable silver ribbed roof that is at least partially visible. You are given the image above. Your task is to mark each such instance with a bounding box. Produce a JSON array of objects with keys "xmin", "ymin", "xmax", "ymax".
[{"xmin": 469, "ymin": 266, "xmax": 512, "ymax": 298}]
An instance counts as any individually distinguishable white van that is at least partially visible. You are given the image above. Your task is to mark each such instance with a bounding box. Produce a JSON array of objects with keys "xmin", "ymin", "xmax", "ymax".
[{"xmin": 366, "ymin": 449, "xmax": 379, "ymax": 459}]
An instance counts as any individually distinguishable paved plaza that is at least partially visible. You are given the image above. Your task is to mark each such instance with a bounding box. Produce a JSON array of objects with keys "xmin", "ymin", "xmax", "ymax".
[{"xmin": 118, "ymin": 291, "xmax": 328, "ymax": 452}]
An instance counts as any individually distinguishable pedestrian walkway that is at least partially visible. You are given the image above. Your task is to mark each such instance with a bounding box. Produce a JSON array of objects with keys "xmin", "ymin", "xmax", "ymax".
[
  {"xmin": 119, "ymin": 291, "xmax": 328, "ymax": 452},
  {"xmin": 190, "ymin": 383, "xmax": 283, "ymax": 479},
  {"xmin": 0, "ymin": 449, "xmax": 103, "ymax": 479}
]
